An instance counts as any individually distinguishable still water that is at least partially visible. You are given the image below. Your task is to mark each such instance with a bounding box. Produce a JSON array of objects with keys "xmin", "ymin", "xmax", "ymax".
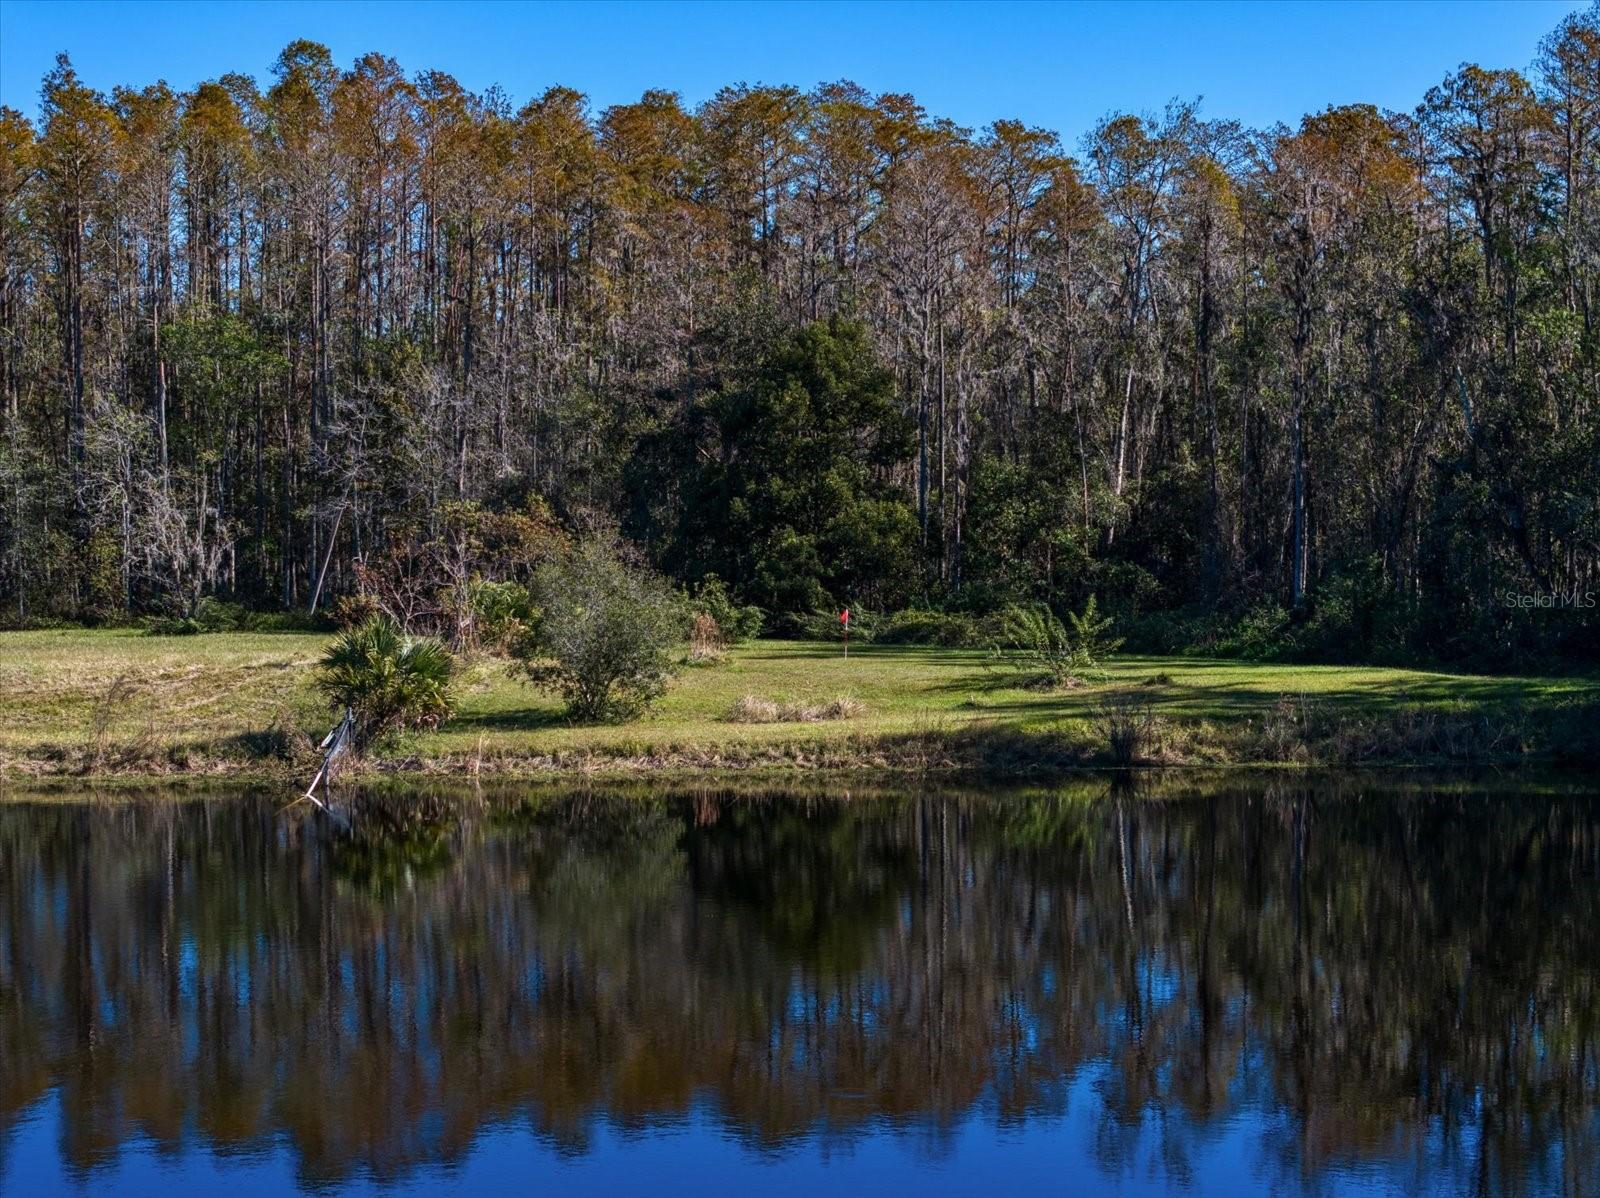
[{"xmin": 1, "ymin": 777, "xmax": 1596, "ymax": 1196}]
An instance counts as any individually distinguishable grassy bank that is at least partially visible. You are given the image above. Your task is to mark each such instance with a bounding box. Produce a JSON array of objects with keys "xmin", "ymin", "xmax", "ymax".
[{"xmin": 2, "ymin": 629, "xmax": 1596, "ymax": 780}]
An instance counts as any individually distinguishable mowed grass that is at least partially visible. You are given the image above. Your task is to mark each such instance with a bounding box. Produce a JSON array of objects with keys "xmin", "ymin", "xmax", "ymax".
[
  {"xmin": 2, "ymin": 627, "xmax": 1595, "ymax": 776},
  {"xmin": 0, "ymin": 628, "xmax": 327, "ymax": 754}
]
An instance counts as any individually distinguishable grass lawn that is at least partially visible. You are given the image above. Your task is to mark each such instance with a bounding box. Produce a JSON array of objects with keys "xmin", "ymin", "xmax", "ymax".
[{"xmin": 1, "ymin": 628, "xmax": 1595, "ymax": 777}]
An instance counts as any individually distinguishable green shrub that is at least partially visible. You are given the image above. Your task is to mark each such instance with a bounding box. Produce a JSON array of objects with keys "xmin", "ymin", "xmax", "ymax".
[
  {"xmin": 145, "ymin": 596, "xmax": 234, "ymax": 635},
  {"xmin": 515, "ymin": 542, "xmax": 688, "ymax": 722},
  {"xmin": 1203, "ymin": 568, "xmax": 1421, "ymax": 666},
  {"xmin": 471, "ymin": 579, "xmax": 538, "ymax": 653},
  {"xmin": 144, "ymin": 614, "xmax": 204, "ymax": 636},
  {"xmin": 991, "ymin": 595, "xmax": 1123, "ymax": 687},
  {"xmin": 691, "ymin": 574, "xmax": 764, "ymax": 642},
  {"xmin": 143, "ymin": 596, "xmax": 307, "ymax": 636},
  {"xmin": 874, "ymin": 608, "xmax": 985, "ymax": 647},
  {"xmin": 1296, "ymin": 566, "xmax": 1419, "ymax": 665},
  {"xmin": 798, "ymin": 605, "xmax": 873, "ymax": 643},
  {"xmin": 1119, "ymin": 604, "xmax": 1232, "ymax": 655},
  {"xmin": 248, "ymin": 609, "xmax": 331, "ymax": 633},
  {"xmin": 1065, "ymin": 594, "xmax": 1123, "ymax": 666},
  {"xmin": 1216, "ymin": 604, "xmax": 1294, "ymax": 660},
  {"xmin": 315, "ymin": 617, "xmax": 457, "ymax": 746}
]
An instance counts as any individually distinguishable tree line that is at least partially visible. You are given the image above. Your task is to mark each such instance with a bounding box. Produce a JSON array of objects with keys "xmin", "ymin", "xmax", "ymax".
[{"xmin": 1, "ymin": 7, "xmax": 1597, "ymax": 666}]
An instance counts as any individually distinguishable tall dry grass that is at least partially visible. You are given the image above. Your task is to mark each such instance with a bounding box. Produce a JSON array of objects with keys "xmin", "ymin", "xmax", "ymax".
[{"xmin": 726, "ymin": 695, "xmax": 866, "ymax": 723}]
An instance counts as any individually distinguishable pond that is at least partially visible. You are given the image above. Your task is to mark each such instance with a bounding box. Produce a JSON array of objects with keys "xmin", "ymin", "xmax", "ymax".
[{"xmin": 1, "ymin": 776, "xmax": 1597, "ymax": 1196}]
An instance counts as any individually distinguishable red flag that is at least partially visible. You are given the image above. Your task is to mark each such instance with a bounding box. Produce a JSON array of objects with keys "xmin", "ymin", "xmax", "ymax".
[{"xmin": 840, "ymin": 609, "xmax": 849, "ymax": 626}]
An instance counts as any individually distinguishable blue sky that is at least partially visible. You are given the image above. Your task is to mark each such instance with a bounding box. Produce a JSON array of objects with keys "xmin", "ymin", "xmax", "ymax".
[{"xmin": 0, "ymin": 0, "xmax": 1583, "ymax": 147}]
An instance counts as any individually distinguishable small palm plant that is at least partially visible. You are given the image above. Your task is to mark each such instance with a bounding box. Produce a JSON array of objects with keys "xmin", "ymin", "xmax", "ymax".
[
  {"xmin": 1064, "ymin": 594, "xmax": 1123, "ymax": 674},
  {"xmin": 992, "ymin": 595, "xmax": 1124, "ymax": 688},
  {"xmin": 316, "ymin": 617, "xmax": 457, "ymax": 747}
]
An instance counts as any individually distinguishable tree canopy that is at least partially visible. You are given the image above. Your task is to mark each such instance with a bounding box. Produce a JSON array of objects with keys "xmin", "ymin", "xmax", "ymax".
[
  {"xmin": 630, "ymin": 316, "xmax": 917, "ymax": 619},
  {"xmin": 1, "ymin": 7, "xmax": 1597, "ymax": 667}
]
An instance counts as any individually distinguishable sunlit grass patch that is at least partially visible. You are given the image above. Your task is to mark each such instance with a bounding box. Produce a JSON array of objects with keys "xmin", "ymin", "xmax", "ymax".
[{"xmin": 1, "ymin": 630, "xmax": 1594, "ymax": 777}]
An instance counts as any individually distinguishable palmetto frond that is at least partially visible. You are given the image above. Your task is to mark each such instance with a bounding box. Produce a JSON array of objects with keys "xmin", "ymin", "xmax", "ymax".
[{"xmin": 316, "ymin": 617, "xmax": 456, "ymax": 745}]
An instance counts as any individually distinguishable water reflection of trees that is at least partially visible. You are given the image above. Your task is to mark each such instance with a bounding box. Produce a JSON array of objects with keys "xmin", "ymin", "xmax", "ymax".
[{"xmin": 1, "ymin": 782, "xmax": 1596, "ymax": 1192}]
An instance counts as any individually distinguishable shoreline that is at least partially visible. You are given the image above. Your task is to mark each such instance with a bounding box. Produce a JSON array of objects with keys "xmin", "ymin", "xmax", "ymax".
[
  {"xmin": 5, "ymin": 632, "xmax": 1597, "ymax": 786},
  {"xmin": 5, "ymin": 758, "xmax": 1596, "ymax": 810},
  {"xmin": 5, "ymin": 719, "xmax": 1597, "ymax": 788}
]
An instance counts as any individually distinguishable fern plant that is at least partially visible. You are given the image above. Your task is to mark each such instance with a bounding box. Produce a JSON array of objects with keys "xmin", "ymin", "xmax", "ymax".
[
  {"xmin": 1065, "ymin": 594, "xmax": 1123, "ymax": 674},
  {"xmin": 316, "ymin": 617, "xmax": 457, "ymax": 746},
  {"xmin": 992, "ymin": 595, "xmax": 1124, "ymax": 687}
]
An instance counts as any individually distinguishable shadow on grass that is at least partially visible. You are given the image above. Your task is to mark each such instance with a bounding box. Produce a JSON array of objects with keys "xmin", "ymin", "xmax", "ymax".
[
  {"xmin": 1116, "ymin": 654, "xmax": 1595, "ymax": 696},
  {"xmin": 928, "ymin": 673, "xmax": 1594, "ymax": 726},
  {"xmin": 727, "ymin": 645, "xmax": 1595, "ymax": 715},
  {"xmin": 740, "ymin": 642, "xmax": 989, "ymax": 667},
  {"xmin": 450, "ymin": 706, "xmax": 570, "ymax": 732}
]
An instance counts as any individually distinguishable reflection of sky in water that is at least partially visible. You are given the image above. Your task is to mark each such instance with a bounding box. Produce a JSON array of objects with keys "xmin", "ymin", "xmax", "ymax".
[
  {"xmin": 0, "ymin": 784, "xmax": 1595, "ymax": 1196},
  {"xmin": 5, "ymin": 1080, "xmax": 1490, "ymax": 1197}
]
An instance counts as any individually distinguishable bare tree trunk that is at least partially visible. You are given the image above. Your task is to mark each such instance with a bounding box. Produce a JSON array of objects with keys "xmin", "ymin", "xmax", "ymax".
[{"xmin": 308, "ymin": 499, "xmax": 347, "ymax": 615}]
